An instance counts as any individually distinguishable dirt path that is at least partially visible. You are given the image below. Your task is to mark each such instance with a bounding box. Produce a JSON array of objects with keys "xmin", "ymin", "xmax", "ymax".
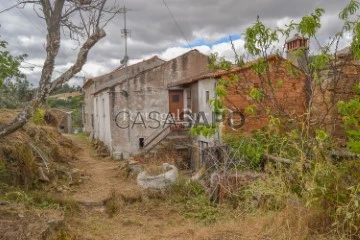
[
  {"xmin": 55, "ymin": 135, "xmax": 304, "ymax": 240},
  {"xmin": 64, "ymin": 135, "xmax": 138, "ymax": 205},
  {"xmin": 60, "ymin": 135, "xmax": 201, "ymax": 240}
]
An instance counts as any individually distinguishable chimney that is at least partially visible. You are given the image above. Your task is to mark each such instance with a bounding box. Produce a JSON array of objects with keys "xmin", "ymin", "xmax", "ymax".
[{"xmin": 286, "ymin": 33, "xmax": 309, "ymax": 69}]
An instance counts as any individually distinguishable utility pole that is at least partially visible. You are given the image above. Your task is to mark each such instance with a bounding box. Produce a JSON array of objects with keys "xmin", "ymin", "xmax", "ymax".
[{"xmin": 120, "ymin": 6, "xmax": 132, "ymax": 140}]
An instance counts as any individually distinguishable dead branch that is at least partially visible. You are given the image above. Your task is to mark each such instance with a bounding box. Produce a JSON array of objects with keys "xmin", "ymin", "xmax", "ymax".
[
  {"xmin": 262, "ymin": 154, "xmax": 292, "ymax": 165},
  {"xmin": 0, "ymin": 1, "xmax": 40, "ymax": 14},
  {"xmin": 50, "ymin": 28, "xmax": 106, "ymax": 91},
  {"xmin": 0, "ymin": 0, "xmax": 120, "ymax": 138}
]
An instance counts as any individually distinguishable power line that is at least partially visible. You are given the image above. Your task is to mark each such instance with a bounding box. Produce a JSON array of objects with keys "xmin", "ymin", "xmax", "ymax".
[
  {"xmin": 22, "ymin": 61, "xmax": 85, "ymax": 79},
  {"xmin": 7, "ymin": 2, "xmax": 85, "ymax": 83},
  {"xmin": 119, "ymin": 6, "xmax": 133, "ymax": 139},
  {"xmin": 10, "ymin": 0, "xmax": 46, "ymax": 35},
  {"xmin": 161, "ymin": 0, "xmax": 192, "ymax": 49}
]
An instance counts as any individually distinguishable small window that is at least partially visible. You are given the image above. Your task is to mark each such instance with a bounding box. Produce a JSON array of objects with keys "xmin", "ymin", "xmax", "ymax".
[
  {"xmin": 205, "ymin": 91, "xmax": 210, "ymax": 103},
  {"xmin": 172, "ymin": 94, "xmax": 180, "ymax": 102},
  {"xmin": 139, "ymin": 138, "xmax": 144, "ymax": 149}
]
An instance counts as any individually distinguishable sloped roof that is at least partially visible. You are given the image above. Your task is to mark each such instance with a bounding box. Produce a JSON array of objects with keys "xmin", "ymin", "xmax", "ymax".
[
  {"xmin": 91, "ymin": 49, "xmax": 208, "ymax": 95},
  {"xmin": 82, "ymin": 56, "xmax": 165, "ymax": 88}
]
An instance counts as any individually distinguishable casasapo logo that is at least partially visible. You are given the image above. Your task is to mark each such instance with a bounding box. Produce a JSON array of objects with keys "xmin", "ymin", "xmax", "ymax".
[{"xmin": 114, "ymin": 109, "xmax": 245, "ymax": 130}]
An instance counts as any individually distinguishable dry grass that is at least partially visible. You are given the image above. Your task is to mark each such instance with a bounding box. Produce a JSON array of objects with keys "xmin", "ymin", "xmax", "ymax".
[
  {"xmin": 144, "ymin": 147, "xmax": 177, "ymax": 165},
  {"xmin": 60, "ymin": 200, "xmax": 337, "ymax": 240},
  {"xmin": 0, "ymin": 109, "xmax": 79, "ymax": 197},
  {"xmin": 191, "ymin": 205, "xmax": 335, "ymax": 240},
  {"xmin": 1, "ymin": 111, "xmax": 347, "ymax": 239},
  {"xmin": 104, "ymin": 189, "xmax": 125, "ymax": 217},
  {"xmin": 143, "ymin": 165, "xmax": 166, "ymax": 175},
  {"xmin": 49, "ymin": 92, "xmax": 81, "ymax": 100}
]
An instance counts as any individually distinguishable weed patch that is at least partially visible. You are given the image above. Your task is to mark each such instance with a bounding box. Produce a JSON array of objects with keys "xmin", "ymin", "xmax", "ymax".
[{"xmin": 104, "ymin": 189, "xmax": 124, "ymax": 217}]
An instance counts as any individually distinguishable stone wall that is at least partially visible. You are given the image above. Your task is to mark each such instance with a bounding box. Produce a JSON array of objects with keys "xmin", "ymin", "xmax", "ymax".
[
  {"xmin": 83, "ymin": 83, "xmax": 95, "ymax": 133},
  {"xmin": 82, "ymin": 56, "xmax": 165, "ymax": 134},
  {"xmin": 311, "ymin": 49, "xmax": 360, "ymax": 138},
  {"xmin": 107, "ymin": 50, "xmax": 210, "ymax": 158}
]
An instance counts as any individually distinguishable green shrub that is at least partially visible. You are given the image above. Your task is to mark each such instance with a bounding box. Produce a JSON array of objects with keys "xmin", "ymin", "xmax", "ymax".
[
  {"xmin": 168, "ymin": 179, "xmax": 220, "ymax": 224},
  {"xmin": 338, "ymin": 84, "xmax": 360, "ymax": 153},
  {"xmin": 32, "ymin": 108, "xmax": 45, "ymax": 125},
  {"xmin": 224, "ymin": 113, "xmax": 359, "ymax": 237},
  {"xmin": 30, "ymin": 191, "xmax": 80, "ymax": 215}
]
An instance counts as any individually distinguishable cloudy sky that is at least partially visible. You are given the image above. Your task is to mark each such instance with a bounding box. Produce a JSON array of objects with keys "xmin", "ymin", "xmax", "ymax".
[{"xmin": 0, "ymin": 0, "xmax": 353, "ymax": 87}]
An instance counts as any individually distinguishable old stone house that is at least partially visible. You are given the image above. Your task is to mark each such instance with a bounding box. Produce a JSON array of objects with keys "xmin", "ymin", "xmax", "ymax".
[
  {"xmin": 82, "ymin": 50, "xmax": 210, "ymax": 159},
  {"xmin": 83, "ymin": 35, "xmax": 311, "ymax": 161},
  {"xmin": 83, "ymin": 55, "xmax": 166, "ymax": 134},
  {"xmin": 82, "ymin": 33, "xmax": 360, "ymax": 172}
]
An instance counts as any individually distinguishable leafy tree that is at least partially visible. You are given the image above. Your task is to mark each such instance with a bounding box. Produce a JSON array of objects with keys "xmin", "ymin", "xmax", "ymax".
[
  {"xmin": 51, "ymin": 83, "xmax": 81, "ymax": 95},
  {"xmin": 193, "ymin": 0, "xmax": 360, "ymax": 141},
  {"xmin": 338, "ymin": 84, "xmax": 360, "ymax": 153},
  {"xmin": 0, "ymin": 40, "xmax": 26, "ymax": 88},
  {"xmin": 0, "ymin": 39, "xmax": 33, "ymax": 108},
  {"xmin": 205, "ymin": 2, "xmax": 360, "ymax": 236}
]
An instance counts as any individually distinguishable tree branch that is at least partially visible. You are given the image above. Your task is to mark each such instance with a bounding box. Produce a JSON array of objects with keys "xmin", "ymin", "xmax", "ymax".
[
  {"xmin": 0, "ymin": 0, "xmax": 118, "ymax": 138},
  {"xmin": 50, "ymin": 28, "xmax": 106, "ymax": 91},
  {"xmin": 0, "ymin": 1, "xmax": 40, "ymax": 14}
]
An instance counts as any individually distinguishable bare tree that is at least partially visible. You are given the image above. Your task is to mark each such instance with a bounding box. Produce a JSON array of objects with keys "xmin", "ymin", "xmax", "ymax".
[{"xmin": 0, "ymin": 0, "xmax": 121, "ymax": 138}]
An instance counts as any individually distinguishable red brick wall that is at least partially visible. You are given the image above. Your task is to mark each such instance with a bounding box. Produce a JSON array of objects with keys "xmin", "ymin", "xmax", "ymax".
[{"xmin": 222, "ymin": 58, "xmax": 307, "ymax": 134}]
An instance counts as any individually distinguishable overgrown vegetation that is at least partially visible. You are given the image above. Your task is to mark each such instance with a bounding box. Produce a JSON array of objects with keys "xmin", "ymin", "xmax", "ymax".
[
  {"xmin": 0, "ymin": 184, "xmax": 79, "ymax": 215},
  {"xmin": 224, "ymin": 122, "xmax": 360, "ymax": 237},
  {"xmin": 0, "ymin": 112, "xmax": 78, "ymax": 193},
  {"xmin": 188, "ymin": 1, "xmax": 360, "ymax": 238},
  {"xmin": 51, "ymin": 83, "xmax": 81, "ymax": 95},
  {"xmin": 338, "ymin": 84, "xmax": 360, "ymax": 153},
  {"xmin": 104, "ymin": 189, "xmax": 124, "ymax": 218},
  {"xmin": 168, "ymin": 178, "xmax": 222, "ymax": 225}
]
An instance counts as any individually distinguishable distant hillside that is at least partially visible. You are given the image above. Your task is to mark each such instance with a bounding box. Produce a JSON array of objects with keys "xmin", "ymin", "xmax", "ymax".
[
  {"xmin": 49, "ymin": 91, "xmax": 82, "ymax": 100},
  {"xmin": 50, "ymin": 83, "xmax": 82, "ymax": 96}
]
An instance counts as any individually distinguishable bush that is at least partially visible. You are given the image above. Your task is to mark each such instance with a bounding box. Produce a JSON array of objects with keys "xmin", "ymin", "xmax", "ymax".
[
  {"xmin": 1, "ymin": 144, "xmax": 37, "ymax": 189},
  {"xmin": 168, "ymin": 179, "xmax": 220, "ymax": 224},
  {"xmin": 338, "ymin": 84, "xmax": 360, "ymax": 153},
  {"xmin": 31, "ymin": 108, "xmax": 45, "ymax": 125},
  {"xmin": 225, "ymin": 122, "xmax": 360, "ymax": 238}
]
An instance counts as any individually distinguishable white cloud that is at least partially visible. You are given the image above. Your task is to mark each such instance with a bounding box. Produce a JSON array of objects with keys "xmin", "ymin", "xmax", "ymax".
[
  {"xmin": 18, "ymin": 36, "xmax": 44, "ymax": 47},
  {"xmin": 192, "ymin": 29, "xmax": 226, "ymax": 43},
  {"xmin": 80, "ymin": 61, "xmax": 115, "ymax": 78},
  {"xmin": 0, "ymin": 0, "xmax": 348, "ymax": 87},
  {"xmin": 137, "ymin": 38, "xmax": 245, "ymax": 64}
]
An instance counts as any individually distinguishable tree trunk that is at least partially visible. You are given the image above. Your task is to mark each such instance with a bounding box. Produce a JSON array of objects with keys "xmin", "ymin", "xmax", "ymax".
[{"xmin": 0, "ymin": 28, "xmax": 106, "ymax": 138}]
